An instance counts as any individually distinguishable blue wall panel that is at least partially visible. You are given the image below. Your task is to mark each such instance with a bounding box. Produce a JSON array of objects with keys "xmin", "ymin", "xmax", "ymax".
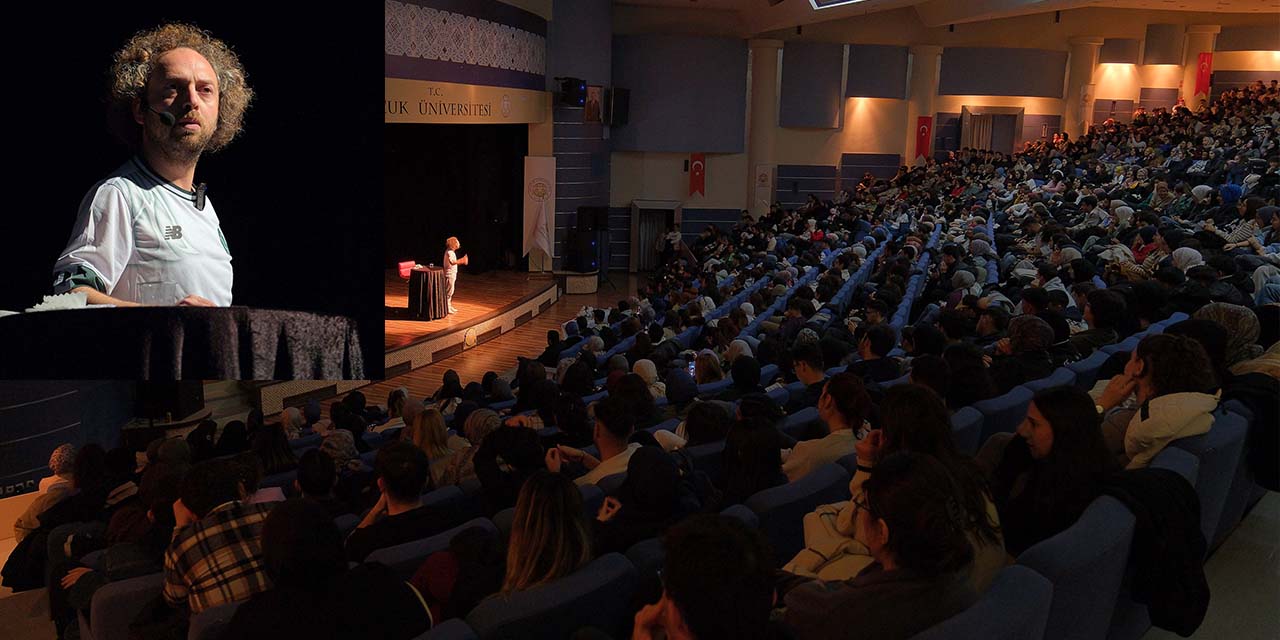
[
  {"xmin": 846, "ymin": 44, "xmax": 908, "ymax": 99},
  {"xmin": 780, "ymin": 42, "xmax": 845, "ymax": 128},
  {"xmin": 938, "ymin": 48, "xmax": 1067, "ymax": 98},
  {"xmin": 775, "ymin": 165, "xmax": 837, "ymax": 209}
]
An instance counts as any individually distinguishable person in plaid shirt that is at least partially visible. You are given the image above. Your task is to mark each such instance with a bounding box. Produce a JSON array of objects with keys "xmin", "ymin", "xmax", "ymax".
[{"xmin": 163, "ymin": 458, "xmax": 274, "ymax": 613}]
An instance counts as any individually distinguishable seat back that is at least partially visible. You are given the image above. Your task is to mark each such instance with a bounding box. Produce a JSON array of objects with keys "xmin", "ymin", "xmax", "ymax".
[
  {"xmin": 686, "ymin": 440, "xmax": 727, "ymax": 484},
  {"xmin": 973, "ymin": 386, "xmax": 1034, "ymax": 443},
  {"xmin": 596, "ymin": 473, "xmax": 627, "ymax": 496},
  {"xmin": 720, "ymin": 503, "xmax": 760, "ymax": 528},
  {"xmin": 949, "ymin": 406, "xmax": 985, "ymax": 456},
  {"xmin": 187, "ymin": 601, "xmax": 242, "ymax": 640},
  {"xmin": 86, "ymin": 572, "xmax": 165, "ymax": 640},
  {"xmin": 1170, "ymin": 409, "xmax": 1249, "ymax": 547},
  {"xmin": 746, "ymin": 464, "xmax": 851, "ymax": 563},
  {"xmin": 465, "ymin": 553, "xmax": 639, "ymax": 639},
  {"xmin": 780, "ymin": 407, "xmax": 823, "ymax": 441},
  {"xmin": 1021, "ymin": 367, "xmax": 1077, "ymax": 395},
  {"xmin": 911, "ymin": 566, "xmax": 1053, "ymax": 640},
  {"xmin": 1066, "ymin": 350, "xmax": 1109, "ymax": 390},
  {"xmin": 366, "ymin": 517, "xmax": 498, "ymax": 580},
  {"xmin": 1017, "ymin": 496, "xmax": 1136, "ymax": 640},
  {"xmin": 415, "ymin": 619, "xmax": 479, "ymax": 639}
]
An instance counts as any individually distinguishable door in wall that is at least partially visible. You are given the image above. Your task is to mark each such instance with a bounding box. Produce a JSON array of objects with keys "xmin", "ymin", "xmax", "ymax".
[{"xmin": 636, "ymin": 208, "xmax": 671, "ymax": 272}]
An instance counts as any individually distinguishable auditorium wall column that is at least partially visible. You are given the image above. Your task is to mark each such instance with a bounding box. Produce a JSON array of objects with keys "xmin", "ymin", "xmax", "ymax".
[
  {"xmin": 904, "ymin": 44, "xmax": 941, "ymax": 166},
  {"xmin": 1181, "ymin": 25, "xmax": 1221, "ymax": 109},
  {"xmin": 746, "ymin": 39, "xmax": 783, "ymax": 218},
  {"xmin": 1064, "ymin": 36, "xmax": 1103, "ymax": 139}
]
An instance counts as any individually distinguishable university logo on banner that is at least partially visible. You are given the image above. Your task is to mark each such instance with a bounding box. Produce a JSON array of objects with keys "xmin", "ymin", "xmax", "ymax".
[{"xmin": 690, "ymin": 153, "xmax": 706, "ymax": 197}]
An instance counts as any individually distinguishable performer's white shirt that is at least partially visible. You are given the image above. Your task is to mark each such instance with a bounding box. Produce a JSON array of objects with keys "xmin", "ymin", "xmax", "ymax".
[
  {"xmin": 52, "ymin": 157, "xmax": 233, "ymax": 306},
  {"xmin": 445, "ymin": 249, "xmax": 458, "ymax": 279}
]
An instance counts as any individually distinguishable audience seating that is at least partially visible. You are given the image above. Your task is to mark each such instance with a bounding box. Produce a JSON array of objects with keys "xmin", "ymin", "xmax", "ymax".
[
  {"xmin": 1017, "ymin": 495, "xmax": 1137, "ymax": 640},
  {"xmin": 596, "ymin": 473, "xmax": 627, "ymax": 496},
  {"xmin": 746, "ymin": 463, "xmax": 851, "ymax": 563},
  {"xmin": 780, "ymin": 407, "xmax": 823, "ymax": 441},
  {"xmin": 366, "ymin": 518, "xmax": 498, "ymax": 580},
  {"xmin": 685, "ymin": 440, "xmax": 727, "ymax": 484},
  {"xmin": 911, "ymin": 566, "xmax": 1053, "ymax": 640},
  {"xmin": 1020, "ymin": 367, "xmax": 1077, "ymax": 395},
  {"xmin": 187, "ymin": 601, "xmax": 242, "ymax": 640},
  {"xmin": 464, "ymin": 553, "xmax": 639, "ymax": 640},
  {"xmin": 79, "ymin": 572, "xmax": 165, "ymax": 640},
  {"xmin": 1066, "ymin": 350, "xmax": 1110, "ymax": 390},
  {"xmin": 949, "ymin": 406, "xmax": 985, "ymax": 456},
  {"xmin": 972, "ymin": 386, "xmax": 1034, "ymax": 443},
  {"xmin": 1169, "ymin": 409, "xmax": 1249, "ymax": 549},
  {"xmin": 416, "ymin": 618, "xmax": 479, "ymax": 639}
]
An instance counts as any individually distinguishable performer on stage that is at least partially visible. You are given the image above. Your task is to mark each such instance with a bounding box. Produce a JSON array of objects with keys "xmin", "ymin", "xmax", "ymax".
[
  {"xmin": 51, "ymin": 23, "xmax": 253, "ymax": 307},
  {"xmin": 444, "ymin": 236, "xmax": 468, "ymax": 314}
]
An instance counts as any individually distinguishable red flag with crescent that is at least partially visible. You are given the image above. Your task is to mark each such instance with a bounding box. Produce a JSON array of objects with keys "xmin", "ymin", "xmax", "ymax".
[
  {"xmin": 1194, "ymin": 52, "xmax": 1213, "ymax": 99},
  {"xmin": 690, "ymin": 153, "xmax": 706, "ymax": 197},
  {"xmin": 915, "ymin": 116, "xmax": 933, "ymax": 162}
]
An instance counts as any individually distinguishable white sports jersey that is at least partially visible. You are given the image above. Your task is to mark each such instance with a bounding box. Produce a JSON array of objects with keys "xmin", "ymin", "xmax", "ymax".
[{"xmin": 52, "ymin": 157, "xmax": 233, "ymax": 306}]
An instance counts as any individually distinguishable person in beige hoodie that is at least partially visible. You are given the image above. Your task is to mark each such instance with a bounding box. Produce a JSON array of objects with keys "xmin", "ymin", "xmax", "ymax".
[{"xmin": 1095, "ymin": 334, "xmax": 1221, "ymax": 469}]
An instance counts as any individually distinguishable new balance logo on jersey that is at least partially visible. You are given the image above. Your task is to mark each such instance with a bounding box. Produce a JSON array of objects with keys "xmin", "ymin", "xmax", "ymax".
[{"xmin": 164, "ymin": 225, "xmax": 183, "ymax": 240}]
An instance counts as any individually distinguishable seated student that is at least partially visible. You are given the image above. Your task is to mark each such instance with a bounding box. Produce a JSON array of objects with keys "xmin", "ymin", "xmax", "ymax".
[
  {"xmin": 294, "ymin": 449, "xmax": 351, "ymax": 519},
  {"xmin": 493, "ymin": 471, "xmax": 593, "ymax": 597},
  {"xmin": 987, "ymin": 315, "xmax": 1057, "ymax": 394},
  {"xmin": 163, "ymin": 458, "xmax": 274, "ymax": 614},
  {"xmin": 1069, "ymin": 289, "xmax": 1125, "ymax": 358},
  {"xmin": 784, "ymin": 343, "xmax": 829, "ymax": 413},
  {"xmin": 13, "ymin": 445, "xmax": 78, "ymax": 544},
  {"xmin": 710, "ymin": 355, "xmax": 765, "ymax": 402},
  {"xmin": 717, "ymin": 416, "xmax": 788, "ymax": 508},
  {"xmin": 538, "ymin": 329, "xmax": 568, "ymax": 367},
  {"xmin": 777, "ymin": 452, "xmax": 979, "ymax": 639},
  {"xmin": 906, "ymin": 354, "xmax": 950, "ymax": 404},
  {"xmin": 1094, "ymin": 334, "xmax": 1220, "ymax": 469},
  {"xmin": 632, "ymin": 515, "xmax": 785, "ymax": 640},
  {"xmin": 787, "ymin": 385, "xmax": 1005, "ymax": 592},
  {"xmin": 547, "ymin": 395, "xmax": 641, "ymax": 487},
  {"xmin": 978, "ymin": 386, "xmax": 1114, "ymax": 556},
  {"xmin": 251, "ymin": 425, "xmax": 297, "ymax": 477},
  {"xmin": 847, "ymin": 324, "xmax": 902, "ymax": 383},
  {"xmin": 782, "ymin": 373, "xmax": 870, "ymax": 482},
  {"xmin": 472, "ymin": 426, "xmax": 546, "ymax": 514},
  {"xmin": 345, "ymin": 442, "xmax": 460, "ymax": 562},
  {"xmin": 593, "ymin": 446, "xmax": 699, "ymax": 556},
  {"xmin": 942, "ymin": 343, "xmax": 997, "ymax": 410},
  {"xmin": 224, "ymin": 499, "xmax": 432, "ymax": 640},
  {"xmin": 404, "ymin": 408, "xmax": 470, "ymax": 486}
]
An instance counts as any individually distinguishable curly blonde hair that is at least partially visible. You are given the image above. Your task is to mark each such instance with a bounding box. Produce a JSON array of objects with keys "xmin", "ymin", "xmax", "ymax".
[{"xmin": 107, "ymin": 23, "xmax": 253, "ymax": 152}]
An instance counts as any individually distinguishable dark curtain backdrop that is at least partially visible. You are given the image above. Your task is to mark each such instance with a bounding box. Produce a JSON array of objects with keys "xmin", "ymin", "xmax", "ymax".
[
  {"xmin": 0, "ymin": 2, "xmax": 384, "ymax": 376},
  {"xmin": 385, "ymin": 124, "xmax": 527, "ymax": 273}
]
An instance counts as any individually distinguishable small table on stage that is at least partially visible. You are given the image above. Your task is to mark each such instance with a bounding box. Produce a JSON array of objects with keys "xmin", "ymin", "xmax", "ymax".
[{"xmin": 408, "ymin": 266, "xmax": 448, "ymax": 320}]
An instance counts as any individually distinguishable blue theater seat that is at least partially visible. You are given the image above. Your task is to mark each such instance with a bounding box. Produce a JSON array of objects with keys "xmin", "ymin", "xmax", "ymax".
[
  {"xmin": 911, "ymin": 566, "xmax": 1053, "ymax": 640},
  {"xmin": 80, "ymin": 572, "xmax": 165, "ymax": 640},
  {"xmin": 289, "ymin": 433, "xmax": 323, "ymax": 451},
  {"xmin": 188, "ymin": 601, "xmax": 242, "ymax": 640},
  {"xmin": 1021, "ymin": 367, "xmax": 1077, "ymax": 395},
  {"xmin": 415, "ymin": 619, "xmax": 479, "ymax": 640},
  {"xmin": 746, "ymin": 463, "xmax": 851, "ymax": 563},
  {"xmin": 465, "ymin": 553, "xmax": 639, "ymax": 639},
  {"xmin": 949, "ymin": 406, "xmax": 984, "ymax": 456},
  {"xmin": 721, "ymin": 503, "xmax": 760, "ymax": 528},
  {"xmin": 596, "ymin": 472, "xmax": 627, "ymax": 496},
  {"xmin": 1170, "ymin": 409, "xmax": 1249, "ymax": 548},
  {"xmin": 686, "ymin": 440, "xmax": 727, "ymax": 484},
  {"xmin": 1066, "ymin": 349, "xmax": 1110, "ymax": 391},
  {"xmin": 366, "ymin": 517, "xmax": 498, "ymax": 580},
  {"xmin": 973, "ymin": 386, "xmax": 1033, "ymax": 443},
  {"xmin": 766, "ymin": 385, "xmax": 790, "ymax": 406},
  {"xmin": 1018, "ymin": 496, "xmax": 1136, "ymax": 640},
  {"xmin": 780, "ymin": 407, "xmax": 823, "ymax": 441}
]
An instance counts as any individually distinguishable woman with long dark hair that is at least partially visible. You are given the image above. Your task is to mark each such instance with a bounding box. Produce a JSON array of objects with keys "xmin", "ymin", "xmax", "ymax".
[
  {"xmin": 718, "ymin": 417, "xmax": 787, "ymax": 508},
  {"xmin": 982, "ymin": 385, "xmax": 1114, "ymax": 556}
]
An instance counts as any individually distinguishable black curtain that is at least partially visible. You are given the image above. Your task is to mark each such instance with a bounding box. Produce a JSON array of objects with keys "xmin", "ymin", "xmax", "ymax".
[{"xmin": 385, "ymin": 124, "xmax": 527, "ymax": 273}]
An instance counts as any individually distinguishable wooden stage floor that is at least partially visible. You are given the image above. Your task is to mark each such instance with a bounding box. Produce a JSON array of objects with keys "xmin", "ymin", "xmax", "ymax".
[
  {"xmin": 384, "ymin": 270, "xmax": 559, "ymax": 350},
  {"xmin": 338, "ymin": 271, "xmax": 642, "ymax": 412}
]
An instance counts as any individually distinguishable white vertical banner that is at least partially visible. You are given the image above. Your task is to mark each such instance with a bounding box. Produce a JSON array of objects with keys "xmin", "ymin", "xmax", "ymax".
[
  {"xmin": 753, "ymin": 164, "xmax": 774, "ymax": 218},
  {"xmin": 523, "ymin": 156, "xmax": 556, "ymax": 272}
]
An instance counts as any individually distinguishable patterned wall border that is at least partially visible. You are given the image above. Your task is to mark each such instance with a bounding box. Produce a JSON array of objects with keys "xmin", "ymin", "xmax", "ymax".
[
  {"xmin": 386, "ymin": 0, "xmax": 546, "ymax": 90},
  {"xmin": 257, "ymin": 380, "xmax": 370, "ymax": 417}
]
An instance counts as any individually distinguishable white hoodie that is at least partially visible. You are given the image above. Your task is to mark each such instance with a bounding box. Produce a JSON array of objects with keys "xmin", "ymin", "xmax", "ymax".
[{"xmin": 1124, "ymin": 392, "xmax": 1220, "ymax": 469}]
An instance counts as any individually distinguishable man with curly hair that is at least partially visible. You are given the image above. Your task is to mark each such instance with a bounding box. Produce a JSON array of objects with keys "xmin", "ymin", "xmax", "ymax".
[{"xmin": 52, "ymin": 23, "xmax": 252, "ymax": 307}]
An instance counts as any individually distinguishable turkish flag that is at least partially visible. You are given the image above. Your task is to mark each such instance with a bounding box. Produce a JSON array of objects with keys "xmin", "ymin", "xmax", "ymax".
[
  {"xmin": 915, "ymin": 116, "xmax": 933, "ymax": 162},
  {"xmin": 1194, "ymin": 52, "xmax": 1213, "ymax": 100},
  {"xmin": 690, "ymin": 153, "xmax": 706, "ymax": 197}
]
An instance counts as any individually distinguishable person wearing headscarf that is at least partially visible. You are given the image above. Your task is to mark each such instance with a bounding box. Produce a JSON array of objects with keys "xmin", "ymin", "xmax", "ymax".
[
  {"xmin": 633, "ymin": 359, "xmax": 667, "ymax": 400},
  {"xmin": 740, "ymin": 302, "xmax": 756, "ymax": 324},
  {"xmin": 1191, "ymin": 185, "xmax": 1214, "ymax": 204},
  {"xmin": 1171, "ymin": 247, "xmax": 1205, "ymax": 273},
  {"xmin": 592, "ymin": 446, "xmax": 699, "ymax": 556},
  {"xmin": 439, "ymin": 409, "xmax": 503, "ymax": 487},
  {"xmin": 948, "ymin": 271, "xmax": 978, "ymax": 308},
  {"xmin": 723, "ymin": 339, "xmax": 753, "ymax": 366},
  {"xmin": 319, "ymin": 428, "xmax": 361, "ymax": 474},
  {"xmin": 988, "ymin": 315, "xmax": 1057, "ymax": 394},
  {"xmin": 39, "ymin": 444, "xmax": 77, "ymax": 494},
  {"xmin": 1194, "ymin": 303, "xmax": 1264, "ymax": 367},
  {"xmin": 279, "ymin": 407, "xmax": 305, "ymax": 440}
]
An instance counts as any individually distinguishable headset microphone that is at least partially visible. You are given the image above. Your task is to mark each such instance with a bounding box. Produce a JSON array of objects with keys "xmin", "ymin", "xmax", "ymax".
[{"xmin": 147, "ymin": 105, "xmax": 176, "ymax": 127}]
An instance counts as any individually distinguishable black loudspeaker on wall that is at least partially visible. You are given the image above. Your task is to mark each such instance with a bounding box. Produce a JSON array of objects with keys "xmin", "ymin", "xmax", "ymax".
[
  {"xmin": 604, "ymin": 88, "xmax": 630, "ymax": 127},
  {"xmin": 558, "ymin": 77, "xmax": 586, "ymax": 107},
  {"xmin": 565, "ymin": 230, "xmax": 599, "ymax": 273}
]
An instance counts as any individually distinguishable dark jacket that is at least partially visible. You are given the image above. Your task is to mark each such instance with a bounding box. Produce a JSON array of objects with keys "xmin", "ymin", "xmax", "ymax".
[
  {"xmin": 1102, "ymin": 468, "xmax": 1208, "ymax": 636},
  {"xmin": 778, "ymin": 565, "xmax": 976, "ymax": 640}
]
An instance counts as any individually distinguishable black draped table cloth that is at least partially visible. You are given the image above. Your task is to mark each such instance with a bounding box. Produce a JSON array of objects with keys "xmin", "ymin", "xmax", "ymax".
[
  {"xmin": 0, "ymin": 306, "xmax": 364, "ymax": 380},
  {"xmin": 408, "ymin": 266, "xmax": 447, "ymax": 320}
]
